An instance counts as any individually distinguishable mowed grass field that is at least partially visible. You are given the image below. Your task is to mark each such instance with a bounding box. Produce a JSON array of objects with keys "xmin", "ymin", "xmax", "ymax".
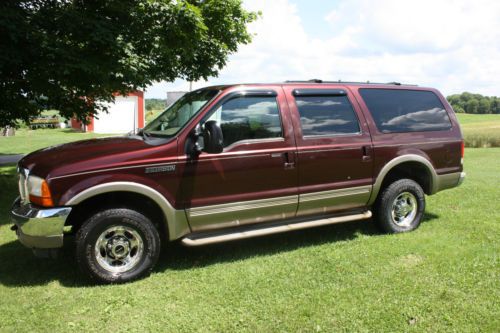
[
  {"xmin": 0, "ymin": 139, "xmax": 499, "ymax": 331},
  {"xmin": 0, "ymin": 128, "xmax": 112, "ymax": 155},
  {"xmin": 456, "ymin": 113, "xmax": 500, "ymax": 147}
]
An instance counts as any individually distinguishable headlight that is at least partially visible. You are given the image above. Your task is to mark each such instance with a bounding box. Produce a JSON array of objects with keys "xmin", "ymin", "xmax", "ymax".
[{"xmin": 27, "ymin": 175, "xmax": 54, "ymax": 207}]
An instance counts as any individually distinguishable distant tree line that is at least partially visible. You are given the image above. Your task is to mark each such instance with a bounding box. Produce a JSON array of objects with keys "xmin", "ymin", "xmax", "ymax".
[
  {"xmin": 447, "ymin": 92, "xmax": 500, "ymax": 114},
  {"xmin": 146, "ymin": 99, "xmax": 167, "ymax": 111}
]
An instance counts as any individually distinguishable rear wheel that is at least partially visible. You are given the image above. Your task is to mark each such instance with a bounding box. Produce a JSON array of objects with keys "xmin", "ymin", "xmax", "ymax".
[
  {"xmin": 76, "ymin": 208, "xmax": 160, "ymax": 284},
  {"xmin": 375, "ymin": 179, "xmax": 425, "ymax": 233}
]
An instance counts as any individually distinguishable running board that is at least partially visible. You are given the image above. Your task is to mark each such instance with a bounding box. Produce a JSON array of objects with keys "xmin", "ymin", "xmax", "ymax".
[{"xmin": 181, "ymin": 210, "xmax": 372, "ymax": 247}]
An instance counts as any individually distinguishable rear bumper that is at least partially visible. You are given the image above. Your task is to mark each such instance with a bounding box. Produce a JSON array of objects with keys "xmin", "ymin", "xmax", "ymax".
[
  {"xmin": 435, "ymin": 171, "xmax": 466, "ymax": 193},
  {"xmin": 457, "ymin": 171, "xmax": 466, "ymax": 186},
  {"xmin": 10, "ymin": 197, "xmax": 72, "ymax": 249}
]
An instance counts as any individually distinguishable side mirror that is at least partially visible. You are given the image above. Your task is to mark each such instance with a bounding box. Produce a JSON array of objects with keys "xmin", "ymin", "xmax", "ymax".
[
  {"xmin": 203, "ymin": 120, "xmax": 223, "ymax": 154},
  {"xmin": 187, "ymin": 124, "xmax": 204, "ymax": 157}
]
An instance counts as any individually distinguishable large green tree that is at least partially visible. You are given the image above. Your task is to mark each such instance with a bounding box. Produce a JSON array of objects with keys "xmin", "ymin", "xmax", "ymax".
[
  {"xmin": 0, "ymin": 0, "xmax": 257, "ymax": 127},
  {"xmin": 447, "ymin": 92, "xmax": 499, "ymax": 114}
]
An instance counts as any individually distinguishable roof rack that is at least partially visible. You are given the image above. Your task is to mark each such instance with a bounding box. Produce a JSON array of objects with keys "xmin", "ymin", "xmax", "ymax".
[
  {"xmin": 284, "ymin": 79, "xmax": 324, "ymax": 83},
  {"xmin": 284, "ymin": 79, "xmax": 416, "ymax": 86}
]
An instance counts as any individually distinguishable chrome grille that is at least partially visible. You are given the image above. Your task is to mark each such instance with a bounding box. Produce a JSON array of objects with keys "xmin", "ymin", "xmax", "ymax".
[{"xmin": 17, "ymin": 167, "xmax": 29, "ymax": 204}]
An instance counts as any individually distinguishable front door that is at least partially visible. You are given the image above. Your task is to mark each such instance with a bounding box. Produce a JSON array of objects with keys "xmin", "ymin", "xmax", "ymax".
[
  {"xmin": 178, "ymin": 88, "xmax": 298, "ymax": 232},
  {"xmin": 283, "ymin": 86, "xmax": 374, "ymax": 217}
]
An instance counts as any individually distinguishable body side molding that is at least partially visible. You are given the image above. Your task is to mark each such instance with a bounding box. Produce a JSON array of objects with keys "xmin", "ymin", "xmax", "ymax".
[{"xmin": 66, "ymin": 182, "xmax": 190, "ymax": 240}]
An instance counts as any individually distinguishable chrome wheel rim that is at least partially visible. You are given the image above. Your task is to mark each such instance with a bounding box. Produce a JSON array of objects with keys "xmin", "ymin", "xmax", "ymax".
[
  {"xmin": 95, "ymin": 225, "xmax": 144, "ymax": 273},
  {"xmin": 391, "ymin": 192, "xmax": 417, "ymax": 227}
]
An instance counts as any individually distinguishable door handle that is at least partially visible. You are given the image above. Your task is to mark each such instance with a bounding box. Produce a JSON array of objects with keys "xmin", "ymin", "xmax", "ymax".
[
  {"xmin": 283, "ymin": 152, "xmax": 295, "ymax": 169},
  {"xmin": 362, "ymin": 146, "xmax": 372, "ymax": 162}
]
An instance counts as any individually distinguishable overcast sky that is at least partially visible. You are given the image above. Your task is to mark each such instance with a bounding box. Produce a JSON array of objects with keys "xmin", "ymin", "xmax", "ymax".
[{"xmin": 145, "ymin": 0, "xmax": 500, "ymax": 99}]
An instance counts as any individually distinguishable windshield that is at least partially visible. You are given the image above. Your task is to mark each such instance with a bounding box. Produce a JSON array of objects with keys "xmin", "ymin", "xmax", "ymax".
[{"xmin": 143, "ymin": 88, "xmax": 220, "ymax": 137}]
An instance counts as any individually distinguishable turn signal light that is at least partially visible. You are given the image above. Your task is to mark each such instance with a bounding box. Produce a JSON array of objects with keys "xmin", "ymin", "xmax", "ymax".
[{"xmin": 29, "ymin": 180, "xmax": 54, "ymax": 207}]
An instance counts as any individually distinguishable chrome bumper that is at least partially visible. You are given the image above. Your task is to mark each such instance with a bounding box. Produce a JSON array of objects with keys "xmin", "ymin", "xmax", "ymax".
[{"xmin": 10, "ymin": 197, "xmax": 72, "ymax": 249}]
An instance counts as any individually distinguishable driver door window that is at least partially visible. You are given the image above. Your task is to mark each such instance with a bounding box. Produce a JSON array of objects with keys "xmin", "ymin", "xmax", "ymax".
[{"xmin": 207, "ymin": 96, "xmax": 283, "ymax": 148}]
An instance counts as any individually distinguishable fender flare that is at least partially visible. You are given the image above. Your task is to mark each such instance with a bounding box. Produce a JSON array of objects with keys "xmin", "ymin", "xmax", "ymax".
[
  {"xmin": 368, "ymin": 154, "xmax": 438, "ymax": 205},
  {"xmin": 66, "ymin": 181, "xmax": 190, "ymax": 241}
]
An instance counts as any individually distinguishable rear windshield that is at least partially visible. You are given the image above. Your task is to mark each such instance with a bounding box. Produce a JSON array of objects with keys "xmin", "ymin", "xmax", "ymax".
[{"xmin": 359, "ymin": 89, "xmax": 452, "ymax": 133}]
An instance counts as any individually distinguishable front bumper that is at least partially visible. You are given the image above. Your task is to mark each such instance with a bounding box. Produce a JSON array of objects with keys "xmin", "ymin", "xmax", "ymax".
[{"xmin": 10, "ymin": 197, "xmax": 72, "ymax": 249}]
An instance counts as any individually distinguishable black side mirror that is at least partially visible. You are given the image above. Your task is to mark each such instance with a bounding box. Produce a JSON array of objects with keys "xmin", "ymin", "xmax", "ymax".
[
  {"xmin": 203, "ymin": 120, "xmax": 223, "ymax": 154},
  {"xmin": 186, "ymin": 124, "xmax": 204, "ymax": 157}
]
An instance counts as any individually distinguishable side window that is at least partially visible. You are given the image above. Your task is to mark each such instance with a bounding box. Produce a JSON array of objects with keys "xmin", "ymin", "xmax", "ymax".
[
  {"xmin": 207, "ymin": 96, "xmax": 283, "ymax": 147},
  {"xmin": 359, "ymin": 89, "xmax": 452, "ymax": 133},
  {"xmin": 295, "ymin": 95, "xmax": 360, "ymax": 136}
]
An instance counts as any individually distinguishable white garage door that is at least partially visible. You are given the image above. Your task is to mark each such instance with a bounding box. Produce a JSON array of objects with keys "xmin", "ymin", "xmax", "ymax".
[{"xmin": 93, "ymin": 96, "xmax": 137, "ymax": 134}]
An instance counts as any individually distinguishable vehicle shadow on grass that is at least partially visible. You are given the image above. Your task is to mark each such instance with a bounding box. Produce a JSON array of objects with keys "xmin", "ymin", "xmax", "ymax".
[{"xmin": 0, "ymin": 212, "xmax": 439, "ymax": 288}]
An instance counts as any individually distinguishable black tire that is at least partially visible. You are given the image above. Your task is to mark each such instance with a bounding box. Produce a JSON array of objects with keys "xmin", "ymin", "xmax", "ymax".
[
  {"xmin": 374, "ymin": 179, "xmax": 425, "ymax": 233},
  {"xmin": 76, "ymin": 208, "xmax": 160, "ymax": 284}
]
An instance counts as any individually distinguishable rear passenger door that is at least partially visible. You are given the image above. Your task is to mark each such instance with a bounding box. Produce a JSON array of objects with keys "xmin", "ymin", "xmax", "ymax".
[{"xmin": 284, "ymin": 86, "xmax": 373, "ymax": 217}]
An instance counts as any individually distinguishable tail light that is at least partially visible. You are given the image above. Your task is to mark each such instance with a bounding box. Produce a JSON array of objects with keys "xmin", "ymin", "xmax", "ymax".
[{"xmin": 460, "ymin": 141, "xmax": 465, "ymax": 165}]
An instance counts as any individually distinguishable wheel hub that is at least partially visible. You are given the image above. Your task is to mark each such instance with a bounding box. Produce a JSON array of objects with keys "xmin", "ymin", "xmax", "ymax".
[
  {"xmin": 107, "ymin": 237, "xmax": 131, "ymax": 259},
  {"xmin": 95, "ymin": 226, "xmax": 144, "ymax": 273},
  {"xmin": 391, "ymin": 192, "xmax": 417, "ymax": 227}
]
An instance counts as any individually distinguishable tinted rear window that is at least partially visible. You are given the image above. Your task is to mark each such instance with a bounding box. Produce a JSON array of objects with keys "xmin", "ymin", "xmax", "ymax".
[
  {"xmin": 359, "ymin": 89, "xmax": 452, "ymax": 133},
  {"xmin": 295, "ymin": 95, "xmax": 360, "ymax": 136}
]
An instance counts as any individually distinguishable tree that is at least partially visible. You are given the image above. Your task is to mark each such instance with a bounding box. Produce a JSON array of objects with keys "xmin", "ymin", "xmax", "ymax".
[
  {"xmin": 491, "ymin": 98, "xmax": 499, "ymax": 114},
  {"xmin": 478, "ymin": 98, "xmax": 491, "ymax": 114},
  {"xmin": 453, "ymin": 105, "xmax": 465, "ymax": 113},
  {"xmin": 145, "ymin": 99, "xmax": 167, "ymax": 111},
  {"xmin": 447, "ymin": 92, "xmax": 500, "ymax": 114},
  {"xmin": 0, "ymin": 0, "xmax": 257, "ymax": 127},
  {"xmin": 461, "ymin": 92, "xmax": 472, "ymax": 102},
  {"xmin": 466, "ymin": 99, "xmax": 479, "ymax": 114}
]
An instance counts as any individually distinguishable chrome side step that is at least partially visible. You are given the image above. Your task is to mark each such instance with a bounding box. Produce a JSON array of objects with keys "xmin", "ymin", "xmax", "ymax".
[{"xmin": 181, "ymin": 210, "xmax": 372, "ymax": 246}]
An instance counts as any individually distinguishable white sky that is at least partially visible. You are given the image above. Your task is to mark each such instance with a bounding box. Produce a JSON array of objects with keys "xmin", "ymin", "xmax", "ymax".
[{"xmin": 145, "ymin": 0, "xmax": 500, "ymax": 99}]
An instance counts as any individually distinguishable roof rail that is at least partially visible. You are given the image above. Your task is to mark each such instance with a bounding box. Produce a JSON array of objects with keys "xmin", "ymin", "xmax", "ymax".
[
  {"xmin": 284, "ymin": 79, "xmax": 416, "ymax": 86},
  {"xmin": 284, "ymin": 79, "xmax": 323, "ymax": 83}
]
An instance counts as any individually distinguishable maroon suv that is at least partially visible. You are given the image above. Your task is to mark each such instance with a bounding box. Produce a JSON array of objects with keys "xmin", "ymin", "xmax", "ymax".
[{"xmin": 11, "ymin": 80, "xmax": 465, "ymax": 283}]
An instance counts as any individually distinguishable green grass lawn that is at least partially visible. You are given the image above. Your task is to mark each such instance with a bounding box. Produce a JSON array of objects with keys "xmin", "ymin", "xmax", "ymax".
[
  {"xmin": 0, "ymin": 148, "xmax": 498, "ymax": 332},
  {"xmin": 456, "ymin": 114, "xmax": 500, "ymax": 148},
  {"xmin": 0, "ymin": 128, "xmax": 113, "ymax": 155}
]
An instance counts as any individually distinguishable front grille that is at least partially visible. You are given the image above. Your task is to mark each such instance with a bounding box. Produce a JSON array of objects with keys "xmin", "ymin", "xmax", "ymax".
[{"xmin": 17, "ymin": 167, "xmax": 30, "ymax": 204}]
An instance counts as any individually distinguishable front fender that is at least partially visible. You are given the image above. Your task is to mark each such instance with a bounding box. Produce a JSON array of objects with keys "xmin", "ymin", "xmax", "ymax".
[{"xmin": 59, "ymin": 178, "xmax": 190, "ymax": 241}]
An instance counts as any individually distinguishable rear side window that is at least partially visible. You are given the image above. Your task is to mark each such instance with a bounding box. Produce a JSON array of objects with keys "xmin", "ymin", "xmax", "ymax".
[
  {"xmin": 295, "ymin": 95, "xmax": 360, "ymax": 136},
  {"xmin": 359, "ymin": 89, "xmax": 452, "ymax": 133}
]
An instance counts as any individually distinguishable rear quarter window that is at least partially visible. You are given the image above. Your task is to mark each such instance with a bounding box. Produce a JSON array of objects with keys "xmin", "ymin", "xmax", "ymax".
[{"xmin": 359, "ymin": 89, "xmax": 452, "ymax": 133}]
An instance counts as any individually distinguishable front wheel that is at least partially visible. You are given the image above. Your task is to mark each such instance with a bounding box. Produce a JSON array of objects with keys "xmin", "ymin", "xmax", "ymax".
[
  {"xmin": 76, "ymin": 208, "xmax": 160, "ymax": 284},
  {"xmin": 374, "ymin": 179, "xmax": 425, "ymax": 233}
]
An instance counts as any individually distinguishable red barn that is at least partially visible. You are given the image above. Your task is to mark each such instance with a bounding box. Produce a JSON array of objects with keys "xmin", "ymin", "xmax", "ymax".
[{"xmin": 71, "ymin": 91, "xmax": 145, "ymax": 133}]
